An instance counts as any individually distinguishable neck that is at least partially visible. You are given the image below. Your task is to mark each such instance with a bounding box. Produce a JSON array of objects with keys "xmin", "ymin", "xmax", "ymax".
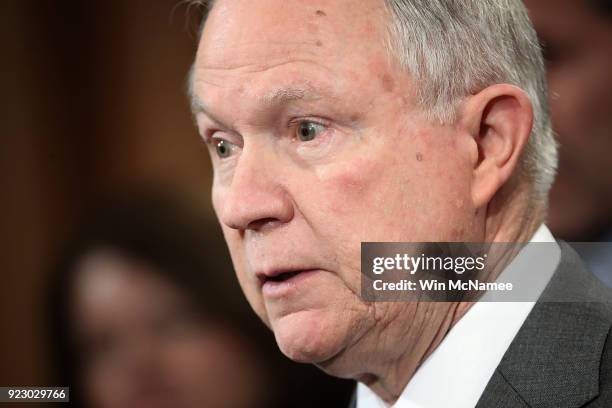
[
  {"xmin": 348, "ymin": 184, "xmax": 545, "ymax": 404},
  {"xmin": 483, "ymin": 181, "xmax": 544, "ymax": 244}
]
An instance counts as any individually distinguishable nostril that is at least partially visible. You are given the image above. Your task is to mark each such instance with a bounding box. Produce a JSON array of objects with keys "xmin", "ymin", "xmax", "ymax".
[{"xmin": 247, "ymin": 217, "xmax": 282, "ymax": 231}]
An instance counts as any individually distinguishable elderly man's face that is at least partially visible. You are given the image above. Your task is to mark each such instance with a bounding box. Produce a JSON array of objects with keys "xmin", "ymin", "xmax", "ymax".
[{"xmin": 192, "ymin": 0, "xmax": 477, "ymax": 364}]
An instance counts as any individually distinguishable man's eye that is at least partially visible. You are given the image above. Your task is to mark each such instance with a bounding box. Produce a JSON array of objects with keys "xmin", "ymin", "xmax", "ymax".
[
  {"xmin": 215, "ymin": 139, "xmax": 234, "ymax": 158},
  {"xmin": 297, "ymin": 121, "xmax": 326, "ymax": 142}
]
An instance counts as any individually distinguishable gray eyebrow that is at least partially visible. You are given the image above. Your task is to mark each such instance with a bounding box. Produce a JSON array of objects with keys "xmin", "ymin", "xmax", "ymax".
[
  {"xmin": 262, "ymin": 87, "xmax": 314, "ymax": 104},
  {"xmin": 191, "ymin": 87, "xmax": 319, "ymax": 113},
  {"xmin": 189, "ymin": 70, "xmax": 322, "ymax": 123},
  {"xmin": 190, "ymin": 94, "xmax": 210, "ymax": 117}
]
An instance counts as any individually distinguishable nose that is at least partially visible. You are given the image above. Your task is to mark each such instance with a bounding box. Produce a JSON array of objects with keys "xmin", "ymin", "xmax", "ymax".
[{"xmin": 216, "ymin": 147, "xmax": 294, "ymax": 232}]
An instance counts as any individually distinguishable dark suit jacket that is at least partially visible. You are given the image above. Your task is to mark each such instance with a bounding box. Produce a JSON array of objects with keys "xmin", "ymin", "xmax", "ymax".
[{"xmin": 349, "ymin": 242, "xmax": 612, "ymax": 407}]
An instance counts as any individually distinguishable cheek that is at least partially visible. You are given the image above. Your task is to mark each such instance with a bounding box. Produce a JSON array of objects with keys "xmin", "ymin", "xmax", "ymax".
[
  {"xmin": 211, "ymin": 181, "xmax": 225, "ymax": 218},
  {"xmin": 319, "ymin": 157, "xmax": 382, "ymax": 209},
  {"xmin": 220, "ymin": 226, "xmax": 269, "ymax": 323},
  {"xmin": 301, "ymin": 132, "xmax": 473, "ymax": 247},
  {"xmin": 311, "ymin": 156, "xmax": 395, "ymax": 239}
]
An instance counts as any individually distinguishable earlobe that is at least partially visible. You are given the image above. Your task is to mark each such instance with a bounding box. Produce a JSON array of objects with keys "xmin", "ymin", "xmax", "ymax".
[{"xmin": 462, "ymin": 84, "xmax": 534, "ymax": 208}]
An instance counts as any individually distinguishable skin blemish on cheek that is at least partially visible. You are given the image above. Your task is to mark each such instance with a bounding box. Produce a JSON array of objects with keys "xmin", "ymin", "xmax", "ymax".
[
  {"xmin": 315, "ymin": 10, "xmax": 327, "ymax": 17},
  {"xmin": 416, "ymin": 152, "xmax": 423, "ymax": 162},
  {"xmin": 381, "ymin": 74, "xmax": 395, "ymax": 93},
  {"xmin": 364, "ymin": 21, "xmax": 376, "ymax": 35},
  {"xmin": 316, "ymin": 40, "xmax": 323, "ymax": 47}
]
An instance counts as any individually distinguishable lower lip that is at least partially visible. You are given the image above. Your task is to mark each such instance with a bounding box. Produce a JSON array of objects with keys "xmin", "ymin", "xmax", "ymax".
[{"xmin": 261, "ymin": 269, "xmax": 321, "ymax": 298}]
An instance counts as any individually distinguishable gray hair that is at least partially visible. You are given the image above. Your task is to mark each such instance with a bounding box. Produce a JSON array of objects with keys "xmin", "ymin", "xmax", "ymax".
[
  {"xmin": 190, "ymin": 0, "xmax": 558, "ymax": 202},
  {"xmin": 383, "ymin": 0, "xmax": 557, "ymax": 202}
]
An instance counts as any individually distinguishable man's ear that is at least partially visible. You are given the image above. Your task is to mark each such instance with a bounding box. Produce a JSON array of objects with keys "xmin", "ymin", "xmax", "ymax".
[{"xmin": 460, "ymin": 84, "xmax": 533, "ymax": 208}]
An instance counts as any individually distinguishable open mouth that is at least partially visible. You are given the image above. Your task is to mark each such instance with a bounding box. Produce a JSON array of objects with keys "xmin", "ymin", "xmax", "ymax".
[
  {"xmin": 260, "ymin": 269, "xmax": 320, "ymax": 296},
  {"xmin": 266, "ymin": 270, "xmax": 302, "ymax": 283}
]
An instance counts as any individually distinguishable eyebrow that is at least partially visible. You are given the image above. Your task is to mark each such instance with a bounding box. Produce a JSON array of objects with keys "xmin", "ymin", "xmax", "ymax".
[{"xmin": 189, "ymin": 81, "xmax": 323, "ymax": 127}]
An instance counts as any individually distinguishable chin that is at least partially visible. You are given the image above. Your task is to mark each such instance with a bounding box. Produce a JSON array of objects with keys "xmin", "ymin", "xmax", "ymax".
[{"xmin": 271, "ymin": 308, "xmax": 347, "ymax": 364}]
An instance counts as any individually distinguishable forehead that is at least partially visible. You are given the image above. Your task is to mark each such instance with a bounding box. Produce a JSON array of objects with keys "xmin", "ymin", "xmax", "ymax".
[
  {"xmin": 192, "ymin": 0, "xmax": 393, "ymax": 106},
  {"xmin": 199, "ymin": 0, "xmax": 388, "ymax": 63}
]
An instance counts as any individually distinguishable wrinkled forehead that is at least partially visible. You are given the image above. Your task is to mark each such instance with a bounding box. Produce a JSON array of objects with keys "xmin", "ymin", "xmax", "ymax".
[
  {"xmin": 190, "ymin": 0, "xmax": 397, "ymax": 120},
  {"xmin": 195, "ymin": 0, "xmax": 391, "ymax": 73}
]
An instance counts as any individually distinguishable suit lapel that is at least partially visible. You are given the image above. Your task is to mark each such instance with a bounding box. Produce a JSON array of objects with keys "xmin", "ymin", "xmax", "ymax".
[
  {"xmin": 478, "ymin": 242, "xmax": 612, "ymax": 408},
  {"xmin": 476, "ymin": 370, "xmax": 529, "ymax": 408}
]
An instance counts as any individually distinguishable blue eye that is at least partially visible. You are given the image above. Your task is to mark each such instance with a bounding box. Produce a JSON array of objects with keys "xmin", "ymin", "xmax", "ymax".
[
  {"xmin": 215, "ymin": 139, "xmax": 234, "ymax": 158},
  {"xmin": 297, "ymin": 121, "xmax": 326, "ymax": 141}
]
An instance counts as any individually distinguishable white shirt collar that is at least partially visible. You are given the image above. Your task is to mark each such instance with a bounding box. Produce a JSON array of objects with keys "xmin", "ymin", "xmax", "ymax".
[{"xmin": 357, "ymin": 224, "xmax": 560, "ymax": 408}]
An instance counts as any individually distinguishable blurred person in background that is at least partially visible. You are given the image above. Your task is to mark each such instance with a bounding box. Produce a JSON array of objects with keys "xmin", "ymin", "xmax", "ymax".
[
  {"xmin": 525, "ymin": 0, "xmax": 612, "ymax": 285},
  {"xmin": 47, "ymin": 197, "xmax": 353, "ymax": 408}
]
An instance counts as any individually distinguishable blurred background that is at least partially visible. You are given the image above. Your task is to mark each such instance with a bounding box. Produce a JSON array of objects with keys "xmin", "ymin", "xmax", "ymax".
[
  {"xmin": 1, "ymin": 0, "xmax": 611, "ymax": 407},
  {"xmin": 1, "ymin": 1, "xmax": 355, "ymax": 406},
  {"xmin": 2, "ymin": 0, "xmax": 213, "ymax": 390}
]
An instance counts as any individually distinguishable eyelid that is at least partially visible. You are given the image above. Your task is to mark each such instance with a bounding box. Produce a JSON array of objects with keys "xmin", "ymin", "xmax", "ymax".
[
  {"xmin": 205, "ymin": 128, "xmax": 243, "ymax": 148},
  {"xmin": 288, "ymin": 116, "xmax": 332, "ymax": 128},
  {"xmin": 200, "ymin": 130, "xmax": 214, "ymax": 145}
]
